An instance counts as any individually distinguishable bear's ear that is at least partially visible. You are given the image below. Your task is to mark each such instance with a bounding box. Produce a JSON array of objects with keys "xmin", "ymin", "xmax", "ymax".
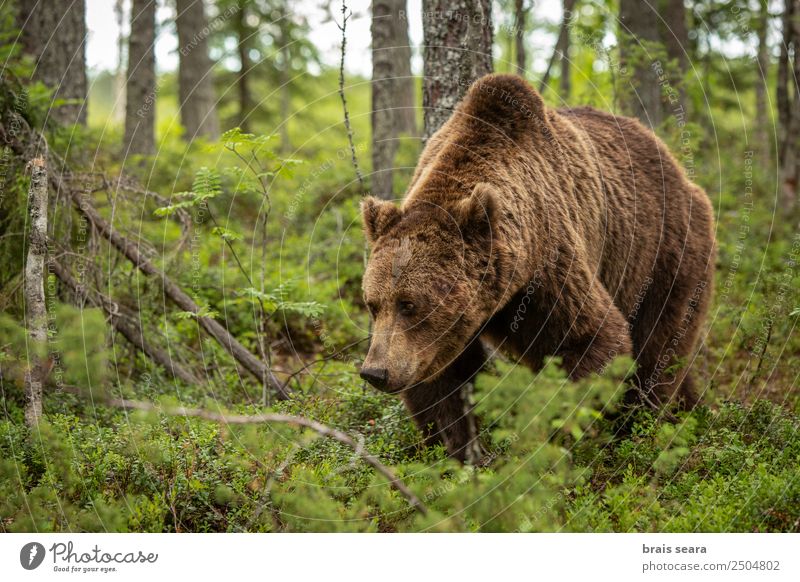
[
  {"xmin": 362, "ymin": 196, "xmax": 402, "ymax": 245},
  {"xmin": 452, "ymin": 183, "xmax": 499, "ymax": 237}
]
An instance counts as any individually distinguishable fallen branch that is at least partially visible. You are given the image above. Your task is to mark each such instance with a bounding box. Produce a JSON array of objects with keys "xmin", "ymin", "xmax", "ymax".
[
  {"xmin": 50, "ymin": 260, "xmax": 201, "ymax": 385},
  {"xmin": 64, "ymin": 387, "xmax": 427, "ymax": 516},
  {"xmin": 0, "ymin": 112, "xmax": 290, "ymax": 400},
  {"xmin": 66, "ymin": 187, "xmax": 289, "ymax": 399},
  {"xmin": 23, "ymin": 156, "xmax": 48, "ymax": 427}
]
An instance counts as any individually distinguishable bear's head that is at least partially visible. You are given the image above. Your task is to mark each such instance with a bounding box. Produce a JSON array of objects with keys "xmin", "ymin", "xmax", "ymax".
[{"xmin": 359, "ymin": 183, "xmax": 505, "ymax": 392}]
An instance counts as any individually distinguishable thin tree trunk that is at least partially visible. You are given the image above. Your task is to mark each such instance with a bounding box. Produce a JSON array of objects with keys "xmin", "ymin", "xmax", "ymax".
[
  {"xmin": 789, "ymin": 0, "xmax": 800, "ymax": 211},
  {"xmin": 390, "ymin": 0, "xmax": 416, "ymax": 135},
  {"xmin": 176, "ymin": 0, "xmax": 220, "ymax": 141},
  {"xmin": 539, "ymin": 0, "xmax": 575, "ymax": 94},
  {"xmin": 236, "ymin": 4, "xmax": 253, "ymax": 132},
  {"xmin": 619, "ymin": 0, "xmax": 663, "ymax": 127},
  {"xmin": 277, "ymin": 3, "xmax": 291, "ymax": 152},
  {"xmin": 51, "ymin": 261, "xmax": 200, "ymax": 385},
  {"xmin": 659, "ymin": 0, "xmax": 688, "ymax": 77},
  {"xmin": 659, "ymin": 0, "xmax": 688, "ymax": 107},
  {"xmin": 422, "ymin": 0, "xmax": 493, "ymax": 141},
  {"xmin": 779, "ymin": 0, "xmax": 800, "ymax": 211},
  {"xmin": 24, "ymin": 157, "xmax": 48, "ymax": 427},
  {"xmin": 778, "ymin": 1, "xmax": 791, "ymax": 152},
  {"xmin": 371, "ymin": 0, "xmax": 399, "ymax": 199},
  {"xmin": 756, "ymin": 0, "xmax": 770, "ymax": 159},
  {"xmin": 124, "ymin": 0, "xmax": 156, "ymax": 155},
  {"xmin": 371, "ymin": 0, "xmax": 416, "ymax": 199},
  {"xmin": 18, "ymin": 0, "xmax": 88, "ymax": 126},
  {"xmin": 514, "ymin": 0, "xmax": 527, "ymax": 74},
  {"xmin": 113, "ymin": 0, "xmax": 127, "ymax": 124},
  {"xmin": 558, "ymin": 0, "xmax": 576, "ymax": 100}
]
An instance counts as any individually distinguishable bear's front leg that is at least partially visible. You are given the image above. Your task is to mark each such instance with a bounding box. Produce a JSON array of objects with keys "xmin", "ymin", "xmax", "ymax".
[
  {"xmin": 400, "ymin": 339, "xmax": 487, "ymax": 463},
  {"xmin": 554, "ymin": 272, "xmax": 633, "ymax": 380}
]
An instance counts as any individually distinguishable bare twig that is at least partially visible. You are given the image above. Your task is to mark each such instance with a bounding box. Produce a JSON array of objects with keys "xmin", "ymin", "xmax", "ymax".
[
  {"xmin": 749, "ymin": 319, "xmax": 773, "ymax": 386},
  {"xmin": 337, "ymin": 0, "xmax": 364, "ymax": 190},
  {"xmin": 67, "ymin": 388, "xmax": 427, "ymax": 515},
  {"xmin": 282, "ymin": 335, "xmax": 369, "ymax": 385}
]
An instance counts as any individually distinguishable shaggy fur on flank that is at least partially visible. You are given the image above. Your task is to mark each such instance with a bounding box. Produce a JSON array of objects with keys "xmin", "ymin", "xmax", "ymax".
[{"xmin": 360, "ymin": 74, "xmax": 716, "ymax": 462}]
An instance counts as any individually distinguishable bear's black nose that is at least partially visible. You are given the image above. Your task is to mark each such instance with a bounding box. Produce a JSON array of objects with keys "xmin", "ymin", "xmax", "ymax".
[{"xmin": 360, "ymin": 367, "xmax": 388, "ymax": 389}]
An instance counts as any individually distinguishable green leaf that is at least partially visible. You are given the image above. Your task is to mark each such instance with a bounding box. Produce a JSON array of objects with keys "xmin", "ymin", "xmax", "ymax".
[
  {"xmin": 174, "ymin": 305, "xmax": 220, "ymax": 320},
  {"xmin": 211, "ymin": 226, "xmax": 242, "ymax": 242}
]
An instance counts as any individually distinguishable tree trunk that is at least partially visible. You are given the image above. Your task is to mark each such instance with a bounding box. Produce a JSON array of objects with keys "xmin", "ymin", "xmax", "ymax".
[
  {"xmin": 23, "ymin": 157, "xmax": 48, "ymax": 427},
  {"xmin": 658, "ymin": 0, "xmax": 688, "ymax": 108},
  {"xmin": 786, "ymin": 0, "xmax": 800, "ymax": 211},
  {"xmin": 390, "ymin": 0, "xmax": 416, "ymax": 135},
  {"xmin": 619, "ymin": 0, "xmax": 663, "ymax": 127},
  {"xmin": 514, "ymin": 0, "xmax": 526, "ymax": 74},
  {"xmin": 778, "ymin": 0, "xmax": 800, "ymax": 212},
  {"xmin": 659, "ymin": 0, "xmax": 688, "ymax": 77},
  {"xmin": 113, "ymin": 0, "xmax": 127, "ymax": 124},
  {"xmin": 558, "ymin": 0, "xmax": 576, "ymax": 100},
  {"xmin": 124, "ymin": 0, "xmax": 156, "ymax": 155},
  {"xmin": 372, "ymin": 0, "xmax": 399, "ymax": 200},
  {"xmin": 756, "ymin": 0, "xmax": 770, "ymax": 160},
  {"xmin": 538, "ymin": 0, "xmax": 575, "ymax": 94},
  {"xmin": 176, "ymin": 0, "xmax": 220, "ymax": 141},
  {"xmin": 277, "ymin": 3, "xmax": 291, "ymax": 153},
  {"xmin": 778, "ymin": 1, "xmax": 790, "ymax": 145},
  {"xmin": 18, "ymin": 0, "xmax": 87, "ymax": 126},
  {"xmin": 236, "ymin": 4, "xmax": 253, "ymax": 132},
  {"xmin": 422, "ymin": 0, "xmax": 493, "ymax": 141}
]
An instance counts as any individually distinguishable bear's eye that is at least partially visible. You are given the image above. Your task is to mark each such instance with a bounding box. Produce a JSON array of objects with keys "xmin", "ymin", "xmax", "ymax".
[{"xmin": 398, "ymin": 300, "xmax": 416, "ymax": 316}]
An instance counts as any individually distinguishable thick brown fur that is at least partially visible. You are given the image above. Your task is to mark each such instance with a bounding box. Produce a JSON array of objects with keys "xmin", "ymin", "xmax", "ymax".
[{"xmin": 361, "ymin": 74, "xmax": 716, "ymax": 462}]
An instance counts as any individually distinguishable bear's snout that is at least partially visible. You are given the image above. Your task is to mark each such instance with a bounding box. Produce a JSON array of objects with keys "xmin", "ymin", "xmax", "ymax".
[{"xmin": 359, "ymin": 366, "xmax": 389, "ymax": 390}]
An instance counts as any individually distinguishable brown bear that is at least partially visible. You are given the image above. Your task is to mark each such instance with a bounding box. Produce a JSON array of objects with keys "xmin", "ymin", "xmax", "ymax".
[{"xmin": 360, "ymin": 74, "xmax": 716, "ymax": 462}]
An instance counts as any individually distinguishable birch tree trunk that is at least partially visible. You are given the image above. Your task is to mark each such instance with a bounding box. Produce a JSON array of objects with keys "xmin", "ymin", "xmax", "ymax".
[
  {"xmin": 124, "ymin": 0, "xmax": 157, "ymax": 156},
  {"xmin": 176, "ymin": 0, "xmax": 220, "ymax": 141},
  {"xmin": 18, "ymin": 0, "xmax": 87, "ymax": 126},
  {"xmin": 24, "ymin": 157, "xmax": 48, "ymax": 427},
  {"xmin": 422, "ymin": 0, "xmax": 493, "ymax": 141}
]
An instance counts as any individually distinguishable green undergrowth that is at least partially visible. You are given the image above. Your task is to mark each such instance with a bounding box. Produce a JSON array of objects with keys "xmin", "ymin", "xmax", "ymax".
[{"xmin": 2, "ymin": 357, "xmax": 798, "ymax": 532}]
